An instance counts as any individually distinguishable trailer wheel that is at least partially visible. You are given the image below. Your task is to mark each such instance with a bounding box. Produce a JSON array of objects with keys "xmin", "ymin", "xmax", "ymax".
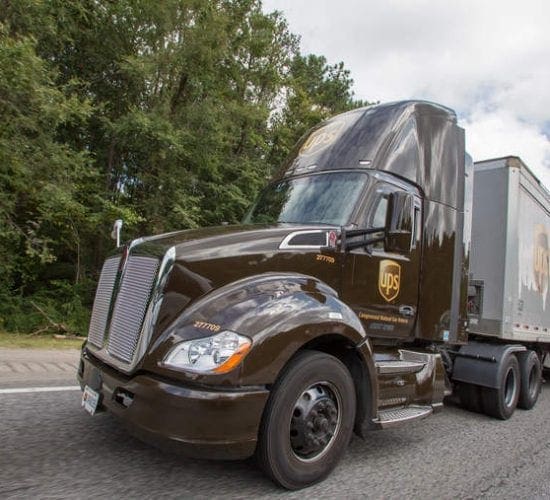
[
  {"xmin": 517, "ymin": 350, "xmax": 542, "ymax": 410},
  {"xmin": 257, "ymin": 350, "xmax": 356, "ymax": 490},
  {"xmin": 481, "ymin": 354, "xmax": 520, "ymax": 420}
]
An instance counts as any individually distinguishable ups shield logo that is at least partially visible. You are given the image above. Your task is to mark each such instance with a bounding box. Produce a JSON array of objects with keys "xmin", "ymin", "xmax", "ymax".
[
  {"xmin": 378, "ymin": 259, "xmax": 401, "ymax": 302},
  {"xmin": 299, "ymin": 119, "xmax": 347, "ymax": 157},
  {"xmin": 534, "ymin": 224, "xmax": 549, "ymax": 296}
]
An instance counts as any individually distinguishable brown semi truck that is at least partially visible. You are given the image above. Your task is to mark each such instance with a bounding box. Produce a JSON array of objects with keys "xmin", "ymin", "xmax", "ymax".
[{"xmin": 78, "ymin": 101, "xmax": 550, "ymax": 489}]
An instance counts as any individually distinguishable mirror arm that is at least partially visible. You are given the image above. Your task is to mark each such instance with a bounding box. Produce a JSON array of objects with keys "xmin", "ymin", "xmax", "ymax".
[
  {"xmin": 345, "ymin": 226, "xmax": 385, "ymax": 238},
  {"xmin": 345, "ymin": 236, "xmax": 385, "ymax": 251}
]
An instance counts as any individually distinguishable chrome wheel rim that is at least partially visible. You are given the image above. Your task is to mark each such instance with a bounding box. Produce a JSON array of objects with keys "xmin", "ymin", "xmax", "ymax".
[
  {"xmin": 289, "ymin": 382, "xmax": 342, "ymax": 462},
  {"xmin": 504, "ymin": 367, "xmax": 518, "ymax": 408}
]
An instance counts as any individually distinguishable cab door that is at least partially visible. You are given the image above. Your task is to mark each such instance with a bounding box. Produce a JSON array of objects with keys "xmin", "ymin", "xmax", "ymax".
[{"xmin": 341, "ymin": 179, "xmax": 422, "ymax": 340}]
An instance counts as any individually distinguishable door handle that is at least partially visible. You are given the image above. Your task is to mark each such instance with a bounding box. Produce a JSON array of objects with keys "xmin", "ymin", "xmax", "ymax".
[{"xmin": 399, "ymin": 305, "xmax": 415, "ymax": 318}]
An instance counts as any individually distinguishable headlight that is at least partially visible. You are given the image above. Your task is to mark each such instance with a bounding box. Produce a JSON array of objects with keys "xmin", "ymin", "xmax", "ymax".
[{"xmin": 163, "ymin": 331, "xmax": 252, "ymax": 374}]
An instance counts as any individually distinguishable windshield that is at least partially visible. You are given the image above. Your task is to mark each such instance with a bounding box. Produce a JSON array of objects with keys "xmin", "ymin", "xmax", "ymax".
[{"xmin": 243, "ymin": 171, "xmax": 368, "ymax": 226}]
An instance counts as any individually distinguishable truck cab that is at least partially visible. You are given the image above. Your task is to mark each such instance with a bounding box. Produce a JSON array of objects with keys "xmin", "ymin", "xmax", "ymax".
[{"xmin": 78, "ymin": 101, "xmax": 545, "ymax": 489}]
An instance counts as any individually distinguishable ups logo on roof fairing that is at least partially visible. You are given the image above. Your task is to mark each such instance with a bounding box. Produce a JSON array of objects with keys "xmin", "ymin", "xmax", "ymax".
[{"xmin": 299, "ymin": 118, "xmax": 347, "ymax": 157}]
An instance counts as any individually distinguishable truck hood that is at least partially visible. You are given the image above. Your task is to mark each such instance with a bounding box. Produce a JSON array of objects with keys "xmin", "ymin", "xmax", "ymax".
[
  {"xmin": 132, "ymin": 223, "xmax": 294, "ymax": 260},
  {"xmin": 126, "ymin": 224, "xmax": 339, "ymax": 338}
]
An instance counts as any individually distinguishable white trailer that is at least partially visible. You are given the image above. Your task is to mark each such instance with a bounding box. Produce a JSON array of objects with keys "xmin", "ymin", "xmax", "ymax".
[
  {"xmin": 468, "ymin": 156, "xmax": 550, "ymax": 343},
  {"xmin": 450, "ymin": 156, "xmax": 550, "ymax": 419}
]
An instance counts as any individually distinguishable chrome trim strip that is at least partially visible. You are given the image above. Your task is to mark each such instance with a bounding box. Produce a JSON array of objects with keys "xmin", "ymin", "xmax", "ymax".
[
  {"xmin": 279, "ymin": 230, "xmax": 329, "ymax": 250},
  {"xmin": 130, "ymin": 245, "xmax": 176, "ymax": 371},
  {"xmin": 375, "ymin": 360, "xmax": 426, "ymax": 375}
]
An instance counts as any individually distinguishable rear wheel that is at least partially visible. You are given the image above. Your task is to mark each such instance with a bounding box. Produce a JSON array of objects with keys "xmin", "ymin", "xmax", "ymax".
[
  {"xmin": 517, "ymin": 350, "xmax": 542, "ymax": 410},
  {"xmin": 257, "ymin": 350, "xmax": 356, "ymax": 490},
  {"xmin": 481, "ymin": 354, "xmax": 520, "ymax": 420}
]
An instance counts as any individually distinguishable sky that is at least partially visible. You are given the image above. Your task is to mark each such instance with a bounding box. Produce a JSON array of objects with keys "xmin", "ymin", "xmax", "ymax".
[{"xmin": 262, "ymin": 0, "xmax": 550, "ymax": 189}]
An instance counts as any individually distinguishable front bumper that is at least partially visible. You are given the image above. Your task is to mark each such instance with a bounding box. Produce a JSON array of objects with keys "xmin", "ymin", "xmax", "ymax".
[{"xmin": 78, "ymin": 350, "xmax": 270, "ymax": 460}]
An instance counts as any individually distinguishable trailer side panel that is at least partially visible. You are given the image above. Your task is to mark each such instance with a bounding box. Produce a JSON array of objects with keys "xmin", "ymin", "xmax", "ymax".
[{"xmin": 469, "ymin": 157, "xmax": 550, "ymax": 343}]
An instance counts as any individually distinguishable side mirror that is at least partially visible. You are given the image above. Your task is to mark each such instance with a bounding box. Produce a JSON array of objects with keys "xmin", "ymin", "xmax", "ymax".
[
  {"xmin": 111, "ymin": 219, "xmax": 123, "ymax": 248},
  {"xmin": 385, "ymin": 192, "xmax": 413, "ymax": 253}
]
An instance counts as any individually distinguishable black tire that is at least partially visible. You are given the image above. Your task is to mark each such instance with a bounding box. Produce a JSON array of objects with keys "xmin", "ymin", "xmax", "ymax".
[
  {"xmin": 457, "ymin": 382, "xmax": 483, "ymax": 413},
  {"xmin": 257, "ymin": 350, "xmax": 356, "ymax": 490},
  {"xmin": 480, "ymin": 354, "xmax": 520, "ymax": 420},
  {"xmin": 517, "ymin": 350, "xmax": 542, "ymax": 410}
]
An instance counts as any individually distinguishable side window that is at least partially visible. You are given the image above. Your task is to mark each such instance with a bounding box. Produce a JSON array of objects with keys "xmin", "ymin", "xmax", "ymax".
[
  {"xmin": 355, "ymin": 181, "xmax": 419, "ymax": 253},
  {"xmin": 371, "ymin": 195, "xmax": 388, "ymax": 229},
  {"xmin": 366, "ymin": 182, "xmax": 419, "ymax": 251},
  {"xmin": 369, "ymin": 192, "xmax": 389, "ymax": 250}
]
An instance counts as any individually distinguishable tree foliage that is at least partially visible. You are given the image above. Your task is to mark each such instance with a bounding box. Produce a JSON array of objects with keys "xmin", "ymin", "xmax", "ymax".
[{"xmin": 0, "ymin": 0, "xmax": 369, "ymax": 334}]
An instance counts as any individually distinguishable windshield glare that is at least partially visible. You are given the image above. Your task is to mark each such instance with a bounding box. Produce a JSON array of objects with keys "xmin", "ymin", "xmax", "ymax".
[{"xmin": 244, "ymin": 171, "xmax": 367, "ymax": 226}]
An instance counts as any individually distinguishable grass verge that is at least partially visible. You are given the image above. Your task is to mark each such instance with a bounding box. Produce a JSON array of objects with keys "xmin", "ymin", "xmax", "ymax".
[{"xmin": 0, "ymin": 331, "xmax": 84, "ymax": 349}]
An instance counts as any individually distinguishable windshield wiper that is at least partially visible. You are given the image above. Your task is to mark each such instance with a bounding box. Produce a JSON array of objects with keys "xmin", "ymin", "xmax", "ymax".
[{"xmin": 279, "ymin": 220, "xmax": 336, "ymax": 226}]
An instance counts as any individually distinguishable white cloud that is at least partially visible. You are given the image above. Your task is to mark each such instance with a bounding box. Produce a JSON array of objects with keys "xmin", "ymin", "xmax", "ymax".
[
  {"xmin": 462, "ymin": 109, "xmax": 550, "ymax": 188},
  {"xmin": 263, "ymin": 0, "xmax": 550, "ymax": 187}
]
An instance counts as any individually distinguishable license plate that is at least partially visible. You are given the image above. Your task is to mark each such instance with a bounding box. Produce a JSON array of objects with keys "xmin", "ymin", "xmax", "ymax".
[{"xmin": 81, "ymin": 385, "xmax": 100, "ymax": 415}]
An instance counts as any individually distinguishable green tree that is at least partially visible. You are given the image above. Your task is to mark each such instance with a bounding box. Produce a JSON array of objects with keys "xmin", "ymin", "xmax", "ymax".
[
  {"xmin": 0, "ymin": 20, "xmax": 94, "ymax": 331},
  {"xmin": 0, "ymin": 0, "xmax": 366, "ymax": 334}
]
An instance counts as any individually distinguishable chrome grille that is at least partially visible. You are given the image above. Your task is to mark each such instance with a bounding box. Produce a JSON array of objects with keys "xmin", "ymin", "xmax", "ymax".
[
  {"xmin": 107, "ymin": 256, "xmax": 159, "ymax": 363},
  {"xmin": 88, "ymin": 257, "xmax": 121, "ymax": 348}
]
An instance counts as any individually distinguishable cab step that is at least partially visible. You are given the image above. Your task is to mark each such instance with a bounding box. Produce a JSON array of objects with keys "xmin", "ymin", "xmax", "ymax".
[
  {"xmin": 375, "ymin": 360, "xmax": 425, "ymax": 375},
  {"xmin": 376, "ymin": 405, "xmax": 433, "ymax": 428}
]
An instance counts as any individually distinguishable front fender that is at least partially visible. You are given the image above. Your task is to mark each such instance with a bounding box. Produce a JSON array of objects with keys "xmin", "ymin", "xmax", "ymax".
[{"xmin": 146, "ymin": 273, "xmax": 373, "ymax": 387}]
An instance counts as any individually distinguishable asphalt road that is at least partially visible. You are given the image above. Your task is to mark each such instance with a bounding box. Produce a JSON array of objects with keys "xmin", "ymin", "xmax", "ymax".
[{"xmin": 1, "ymin": 359, "xmax": 550, "ymax": 499}]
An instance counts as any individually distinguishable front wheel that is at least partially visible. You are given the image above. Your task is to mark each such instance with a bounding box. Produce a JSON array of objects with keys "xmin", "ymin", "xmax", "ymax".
[{"xmin": 257, "ymin": 350, "xmax": 356, "ymax": 490}]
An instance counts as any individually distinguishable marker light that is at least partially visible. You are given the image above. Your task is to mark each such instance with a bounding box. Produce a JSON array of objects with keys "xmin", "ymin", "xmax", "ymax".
[{"xmin": 163, "ymin": 331, "xmax": 252, "ymax": 374}]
